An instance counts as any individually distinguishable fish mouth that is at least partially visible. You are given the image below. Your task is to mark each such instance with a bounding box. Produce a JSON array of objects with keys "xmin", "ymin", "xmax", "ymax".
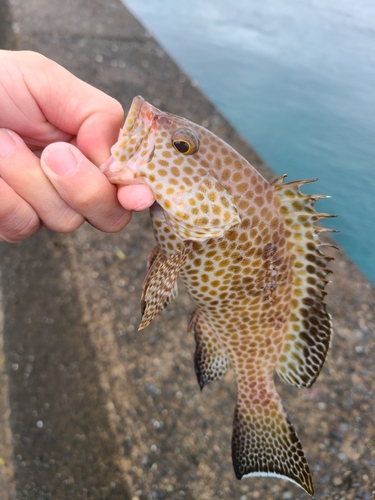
[{"xmin": 100, "ymin": 96, "xmax": 157, "ymax": 185}]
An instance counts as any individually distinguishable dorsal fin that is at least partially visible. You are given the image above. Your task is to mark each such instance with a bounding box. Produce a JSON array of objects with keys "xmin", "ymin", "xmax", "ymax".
[{"xmin": 272, "ymin": 175, "xmax": 335, "ymax": 388}]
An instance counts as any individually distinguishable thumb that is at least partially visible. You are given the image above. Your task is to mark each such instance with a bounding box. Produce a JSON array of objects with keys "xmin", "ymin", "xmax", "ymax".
[{"xmin": 41, "ymin": 142, "xmax": 131, "ymax": 232}]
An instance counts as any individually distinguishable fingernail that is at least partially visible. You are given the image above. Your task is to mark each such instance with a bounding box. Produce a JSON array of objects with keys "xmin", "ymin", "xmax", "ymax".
[
  {"xmin": 0, "ymin": 129, "xmax": 17, "ymax": 158},
  {"xmin": 42, "ymin": 143, "xmax": 78, "ymax": 176}
]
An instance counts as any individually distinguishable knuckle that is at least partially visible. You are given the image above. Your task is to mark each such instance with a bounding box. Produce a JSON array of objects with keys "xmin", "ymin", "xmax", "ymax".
[
  {"xmin": 44, "ymin": 207, "xmax": 84, "ymax": 233},
  {"xmin": 0, "ymin": 210, "xmax": 41, "ymax": 242},
  {"xmin": 71, "ymin": 185, "xmax": 98, "ymax": 209},
  {"xmin": 95, "ymin": 210, "xmax": 132, "ymax": 233}
]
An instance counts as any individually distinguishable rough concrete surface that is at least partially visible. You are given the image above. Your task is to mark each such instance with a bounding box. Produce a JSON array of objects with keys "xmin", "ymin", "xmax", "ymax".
[{"xmin": 0, "ymin": 0, "xmax": 374, "ymax": 499}]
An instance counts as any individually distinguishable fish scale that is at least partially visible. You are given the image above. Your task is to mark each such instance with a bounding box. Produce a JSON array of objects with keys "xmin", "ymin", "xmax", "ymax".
[{"xmin": 101, "ymin": 96, "xmax": 335, "ymax": 497}]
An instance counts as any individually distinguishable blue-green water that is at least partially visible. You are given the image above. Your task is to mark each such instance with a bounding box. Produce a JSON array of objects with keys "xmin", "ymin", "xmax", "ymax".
[{"xmin": 124, "ymin": 0, "xmax": 375, "ymax": 283}]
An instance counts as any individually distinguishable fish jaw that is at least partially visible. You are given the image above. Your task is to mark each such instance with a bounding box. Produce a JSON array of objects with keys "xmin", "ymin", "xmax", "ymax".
[{"xmin": 100, "ymin": 96, "xmax": 157, "ymax": 185}]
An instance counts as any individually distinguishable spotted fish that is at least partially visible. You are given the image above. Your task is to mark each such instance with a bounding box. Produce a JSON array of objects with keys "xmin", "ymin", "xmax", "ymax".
[{"xmin": 101, "ymin": 96, "xmax": 334, "ymax": 497}]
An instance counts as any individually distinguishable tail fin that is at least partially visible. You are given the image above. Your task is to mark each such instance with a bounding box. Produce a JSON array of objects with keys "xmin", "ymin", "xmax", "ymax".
[{"xmin": 232, "ymin": 387, "xmax": 314, "ymax": 497}]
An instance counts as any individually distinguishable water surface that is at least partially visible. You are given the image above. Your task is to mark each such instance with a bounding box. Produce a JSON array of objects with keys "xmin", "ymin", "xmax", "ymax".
[{"xmin": 124, "ymin": 0, "xmax": 375, "ymax": 283}]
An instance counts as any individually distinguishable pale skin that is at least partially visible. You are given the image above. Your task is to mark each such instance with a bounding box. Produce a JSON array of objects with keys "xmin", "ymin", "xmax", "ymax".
[{"xmin": 0, "ymin": 50, "xmax": 155, "ymax": 242}]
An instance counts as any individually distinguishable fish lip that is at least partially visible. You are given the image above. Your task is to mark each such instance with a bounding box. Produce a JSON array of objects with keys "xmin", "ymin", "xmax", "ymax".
[
  {"xmin": 100, "ymin": 154, "xmax": 142, "ymax": 184},
  {"xmin": 100, "ymin": 96, "xmax": 157, "ymax": 185}
]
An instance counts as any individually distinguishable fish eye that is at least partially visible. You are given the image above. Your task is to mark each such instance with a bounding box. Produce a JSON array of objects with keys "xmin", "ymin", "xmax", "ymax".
[
  {"xmin": 172, "ymin": 128, "xmax": 199, "ymax": 155},
  {"xmin": 173, "ymin": 140, "xmax": 191, "ymax": 154}
]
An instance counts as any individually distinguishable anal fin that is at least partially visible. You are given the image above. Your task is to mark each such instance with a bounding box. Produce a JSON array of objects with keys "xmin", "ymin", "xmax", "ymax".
[
  {"xmin": 188, "ymin": 310, "xmax": 229, "ymax": 389},
  {"xmin": 139, "ymin": 241, "xmax": 193, "ymax": 330},
  {"xmin": 232, "ymin": 383, "xmax": 314, "ymax": 497}
]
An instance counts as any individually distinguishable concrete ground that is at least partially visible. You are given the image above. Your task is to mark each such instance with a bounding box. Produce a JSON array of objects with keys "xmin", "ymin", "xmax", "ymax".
[{"xmin": 0, "ymin": 0, "xmax": 374, "ymax": 498}]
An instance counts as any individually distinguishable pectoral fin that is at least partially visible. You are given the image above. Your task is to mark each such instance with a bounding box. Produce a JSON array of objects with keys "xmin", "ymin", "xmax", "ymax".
[
  {"xmin": 139, "ymin": 241, "xmax": 193, "ymax": 330},
  {"xmin": 159, "ymin": 174, "xmax": 241, "ymax": 241}
]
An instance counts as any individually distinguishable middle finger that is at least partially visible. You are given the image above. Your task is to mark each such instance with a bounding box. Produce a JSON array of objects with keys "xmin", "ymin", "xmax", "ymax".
[{"xmin": 0, "ymin": 129, "xmax": 84, "ymax": 232}]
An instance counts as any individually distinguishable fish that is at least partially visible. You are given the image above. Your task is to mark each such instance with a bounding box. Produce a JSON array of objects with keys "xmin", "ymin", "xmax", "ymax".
[{"xmin": 101, "ymin": 96, "xmax": 335, "ymax": 497}]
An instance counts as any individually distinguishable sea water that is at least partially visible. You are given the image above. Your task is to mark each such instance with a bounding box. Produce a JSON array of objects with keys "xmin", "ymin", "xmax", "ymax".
[{"xmin": 123, "ymin": 0, "xmax": 375, "ymax": 284}]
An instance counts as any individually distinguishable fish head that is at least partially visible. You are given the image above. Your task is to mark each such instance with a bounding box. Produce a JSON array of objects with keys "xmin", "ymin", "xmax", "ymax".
[{"xmin": 101, "ymin": 96, "xmax": 240, "ymax": 241}]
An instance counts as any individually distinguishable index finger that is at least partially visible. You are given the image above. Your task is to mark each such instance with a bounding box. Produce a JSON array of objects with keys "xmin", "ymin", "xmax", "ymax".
[{"xmin": 6, "ymin": 51, "xmax": 124, "ymax": 165}]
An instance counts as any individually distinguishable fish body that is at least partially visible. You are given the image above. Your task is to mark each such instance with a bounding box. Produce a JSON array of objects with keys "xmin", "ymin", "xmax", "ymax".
[{"xmin": 101, "ymin": 96, "xmax": 334, "ymax": 497}]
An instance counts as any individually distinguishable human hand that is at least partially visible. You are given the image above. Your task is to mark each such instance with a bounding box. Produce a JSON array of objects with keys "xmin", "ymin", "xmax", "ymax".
[{"xmin": 0, "ymin": 50, "xmax": 155, "ymax": 242}]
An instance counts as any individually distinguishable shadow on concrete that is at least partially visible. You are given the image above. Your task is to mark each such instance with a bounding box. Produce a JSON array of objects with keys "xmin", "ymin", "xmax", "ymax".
[{"xmin": 1, "ymin": 232, "xmax": 131, "ymax": 499}]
